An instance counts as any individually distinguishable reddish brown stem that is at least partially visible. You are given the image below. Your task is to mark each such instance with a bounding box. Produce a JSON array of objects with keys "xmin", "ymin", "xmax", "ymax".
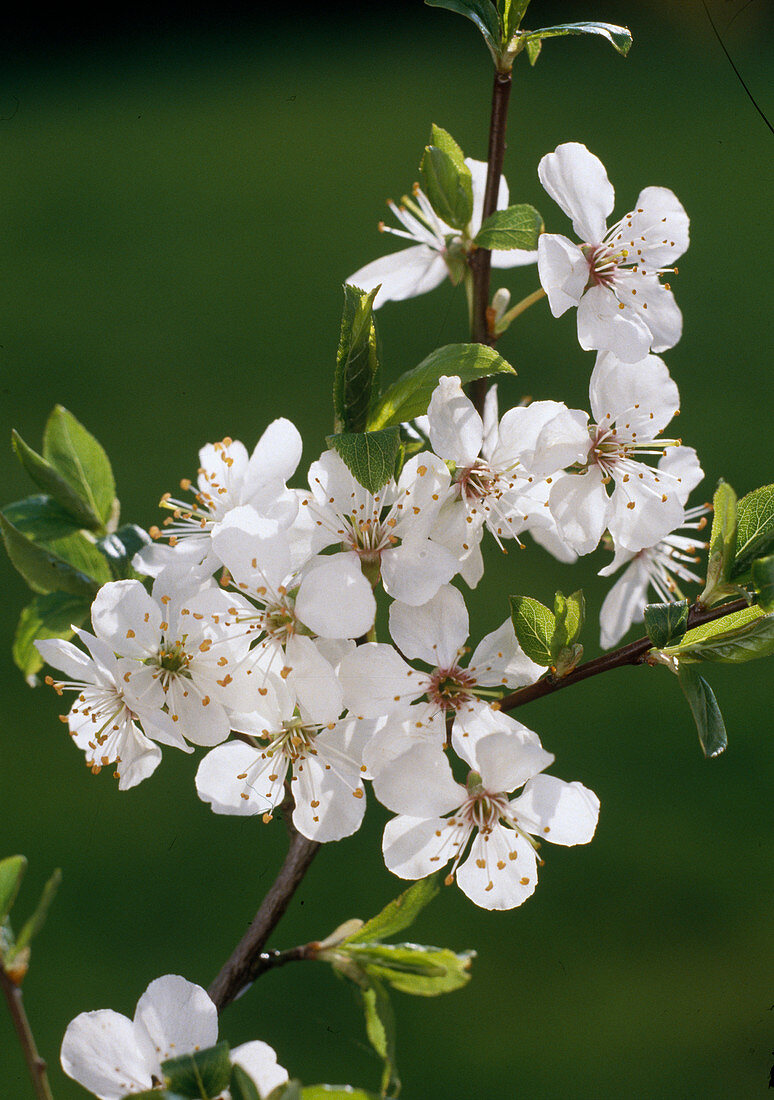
[{"xmin": 1, "ymin": 966, "xmax": 54, "ymax": 1100}]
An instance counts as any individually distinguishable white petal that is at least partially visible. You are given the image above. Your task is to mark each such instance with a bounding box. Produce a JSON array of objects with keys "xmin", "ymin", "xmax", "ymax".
[
  {"xmin": 61, "ymin": 1010, "xmax": 151, "ymax": 1100},
  {"xmin": 133, "ymin": 975, "xmax": 218, "ymax": 1071},
  {"xmin": 383, "ymin": 814, "xmax": 467, "ymax": 880},
  {"xmin": 195, "ymin": 740, "xmax": 266, "ymax": 815},
  {"xmin": 339, "ymin": 643, "xmax": 419, "ymax": 718},
  {"xmin": 576, "ymin": 285, "xmax": 653, "ymax": 362},
  {"xmin": 165, "ymin": 676, "xmax": 230, "ymax": 747},
  {"xmin": 231, "ymin": 1041, "xmax": 289, "ymax": 1098},
  {"xmin": 292, "ymin": 734, "xmax": 366, "ymax": 842},
  {"xmin": 490, "ymin": 247, "xmax": 538, "ymax": 269},
  {"xmin": 91, "ymin": 580, "xmax": 160, "ymax": 658},
  {"xmin": 608, "ymin": 473, "xmax": 685, "ymax": 554},
  {"xmin": 473, "ymin": 730, "xmax": 553, "ymax": 794},
  {"xmin": 114, "ymin": 726, "xmax": 163, "ymax": 791},
  {"xmin": 373, "ymin": 743, "xmax": 464, "ymax": 817},
  {"xmin": 467, "ymin": 157, "xmax": 509, "ymax": 233},
  {"xmin": 549, "ymin": 470, "xmax": 610, "ymax": 556},
  {"xmin": 35, "ymin": 637, "xmax": 96, "ymax": 682},
  {"xmin": 363, "ymin": 704, "xmax": 446, "ymax": 780},
  {"xmin": 456, "ymin": 825, "xmax": 538, "ymax": 910},
  {"xmin": 512, "ymin": 773, "xmax": 600, "ymax": 846},
  {"xmin": 243, "ymin": 417, "xmax": 303, "ymax": 497},
  {"xmin": 346, "ymin": 245, "xmax": 448, "ymax": 306},
  {"xmin": 388, "ymin": 585, "xmax": 468, "ymax": 669},
  {"xmin": 599, "ymin": 557, "xmax": 651, "ymax": 649},
  {"xmin": 624, "ymin": 185, "xmax": 689, "ymax": 267},
  {"xmin": 286, "ymin": 634, "xmax": 343, "ymax": 725},
  {"xmin": 468, "ymin": 619, "xmax": 541, "ymax": 687},
  {"xmin": 589, "ymin": 351, "xmax": 679, "ymax": 435},
  {"xmin": 537, "ymin": 234, "xmax": 588, "ymax": 317},
  {"xmin": 452, "ymin": 702, "xmax": 541, "ymax": 768},
  {"xmin": 296, "ymin": 554, "xmax": 376, "ymax": 639},
  {"xmin": 427, "ymin": 375, "xmax": 483, "ymax": 466},
  {"xmin": 658, "ymin": 445, "xmax": 703, "ymax": 505},
  {"xmin": 381, "ymin": 537, "xmax": 459, "ymax": 605},
  {"xmin": 538, "ymin": 142, "xmax": 614, "ymax": 243}
]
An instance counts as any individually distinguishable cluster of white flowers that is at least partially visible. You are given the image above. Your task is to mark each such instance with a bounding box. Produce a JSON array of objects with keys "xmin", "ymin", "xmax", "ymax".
[{"xmin": 37, "ymin": 142, "xmax": 705, "ymax": 917}]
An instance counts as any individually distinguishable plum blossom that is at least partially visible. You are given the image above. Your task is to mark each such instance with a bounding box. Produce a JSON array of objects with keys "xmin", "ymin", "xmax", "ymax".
[
  {"xmin": 135, "ymin": 419, "xmax": 302, "ymax": 578},
  {"xmin": 548, "ymin": 351, "xmax": 687, "ymax": 556},
  {"xmin": 380, "ymin": 730, "xmax": 599, "ymax": 909},
  {"xmin": 347, "ymin": 158, "xmax": 537, "ymax": 307},
  {"xmin": 36, "ymin": 630, "xmax": 185, "ymax": 790},
  {"xmin": 598, "ymin": 446, "xmax": 707, "ymax": 648},
  {"xmin": 60, "ymin": 974, "xmax": 287, "ymax": 1099},
  {"xmin": 426, "ymin": 375, "xmax": 588, "ymax": 554},
  {"xmin": 537, "ymin": 142, "xmax": 689, "ymax": 361},
  {"xmin": 301, "ymin": 449, "xmax": 459, "ymax": 605}
]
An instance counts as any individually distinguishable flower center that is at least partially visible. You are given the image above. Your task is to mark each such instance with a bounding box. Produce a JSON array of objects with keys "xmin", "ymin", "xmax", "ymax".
[
  {"xmin": 427, "ymin": 665, "xmax": 477, "ymax": 711},
  {"xmin": 583, "ymin": 243, "xmax": 629, "ymax": 289},
  {"xmin": 455, "ymin": 460, "xmax": 499, "ymax": 502}
]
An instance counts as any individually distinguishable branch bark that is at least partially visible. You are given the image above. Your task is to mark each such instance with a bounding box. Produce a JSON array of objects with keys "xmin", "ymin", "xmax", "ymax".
[
  {"xmin": 208, "ymin": 819, "xmax": 320, "ymax": 1012},
  {"xmin": 500, "ymin": 597, "xmax": 751, "ymax": 713},
  {"xmin": 469, "ymin": 70, "xmax": 512, "ymax": 415},
  {"xmin": 1, "ymin": 966, "xmax": 54, "ymax": 1100}
]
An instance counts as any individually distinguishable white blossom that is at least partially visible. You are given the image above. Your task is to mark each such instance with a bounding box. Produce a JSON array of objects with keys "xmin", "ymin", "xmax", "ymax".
[
  {"xmin": 348, "ymin": 158, "xmax": 537, "ymax": 307},
  {"xmin": 537, "ymin": 142, "xmax": 689, "ymax": 361}
]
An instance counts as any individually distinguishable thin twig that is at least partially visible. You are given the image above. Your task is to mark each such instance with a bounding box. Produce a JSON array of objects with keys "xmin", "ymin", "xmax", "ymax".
[
  {"xmin": 500, "ymin": 596, "xmax": 751, "ymax": 713},
  {"xmin": 0, "ymin": 966, "xmax": 54, "ymax": 1100},
  {"xmin": 469, "ymin": 69, "xmax": 513, "ymax": 415},
  {"xmin": 208, "ymin": 812, "xmax": 320, "ymax": 1012}
]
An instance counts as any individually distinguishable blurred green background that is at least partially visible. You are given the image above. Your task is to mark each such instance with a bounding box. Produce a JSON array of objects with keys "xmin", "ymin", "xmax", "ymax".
[{"xmin": 1, "ymin": 1, "xmax": 773, "ymax": 1096}]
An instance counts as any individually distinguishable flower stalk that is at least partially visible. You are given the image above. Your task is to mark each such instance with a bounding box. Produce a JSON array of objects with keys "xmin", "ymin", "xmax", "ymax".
[{"xmin": 0, "ymin": 965, "xmax": 55, "ymax": 1100}]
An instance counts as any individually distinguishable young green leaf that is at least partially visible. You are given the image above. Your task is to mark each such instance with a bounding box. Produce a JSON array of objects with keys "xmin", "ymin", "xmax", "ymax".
[
  {"xmin": 334, "ymin": 285, "xmax": 380, "ymax": 435},
  {"xmin": 360, "ymin": 977, "xmax": 399, "ymax": 1097},
  {"xmin": 509, "ymin": 595, "xmax": 555, "ymax": 666},
  {"xmin": 3, "ymin": 496, "xmax": 84, "ymax": 542},
  {"xmin": 499, "ymin": 0, "xmax": 531, "ymax": 39},
  {"xmin": 677, "ymin": 665, "xmax": 728, "ymax": 758},
  {"xmin": 524, "ymin": 36, "xmax": 542, "ymax": 64},
  {"xmin": 0, "ymin": 513, "xmax": 105, "ymax": 598},
  {"xmin": 751, "ymin": 555, "xmax": 774, "ymax": 612},
  {"xmin": 161, "ymin": 1042, "xmax": 233, "ymax": 1099},
  {"xmin": 301, "ymin": 1088, "xmax": 380, "ymax": 1100},
  {"xmin": 643, "ymin": 599, "xmax": 689, "ymax": 649},
  {"xmin": 698, "ymin": 480, "xmax": 737, "ymax": 606},
  {"xmin": 424, "ymin": 0, "xmax": 502, "ymax": 54},
  {"xmin": 343, "ymin": 875, "xmax": 440, "ymax": 945},
  {"xmin": 6, "ymin": 867, "xmax": 61, "ymax": 963},
  {"xmin": 522, "ymin": 21, "xmax": 632, "ymax": 57},
  {"xmin": 12, "ymin": 431, "xmax": 104, "ymax": 529},
  {"xmin": 420, "ymin": 143, "xmax": 473, "ymax": 231},
  {"xmin": 97, "ymin": 524, "xmax": 152, "ymax": 580},
  {"xmin": 43, "ymin": 406, "xmax": 117, "ymax": 528},
  {"xmin": 367, "ymin": 343, "xmax": 515, "ymax": 430},
  {"xmin": 326, "ymin": 428, "xmax": 401, "ymax": 496},
  {"xmin": 345, "ymin": 943, "xmax": 474, "ymax": 997},
  {"xmin": 0, "ymin": 856, "xmax": 27, "ymax": 926},
  {"xmin": 667, "ymin": 609, "xmax": 774, "ymax": 665},
  {"xmin": 267, "ymin": 1084, "xmax": 302, "ymax": 1100},
  {"xmin": 551, "ymin": 589, "xmax": 584, "ymax": 659},
  {"xmin": 474, "ymin": 204, "xmax": 542, "ymax": 251},
  {"xmin": 229, "ymin": 1065, "xmax": 263, "ymax": 1100},
  {"xmin": 732, "ymin": 483, "xmax": 774, "ymax": 577},
  {"xmin": 678, "ymin": 604, "xmax": 762, "ymax": 647},
  {"xmin": 12, "ymin": 592, "xmax": 91, "ymax": 682},
  {"xmin": 429, "ymin": 124, "xmax": 466, "ymax": 170}
]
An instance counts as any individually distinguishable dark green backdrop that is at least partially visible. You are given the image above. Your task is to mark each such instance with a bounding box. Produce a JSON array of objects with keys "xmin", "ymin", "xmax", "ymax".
[{"xmin": 2, "ymin": 2, "xmax": 773, "ymax": 1096}]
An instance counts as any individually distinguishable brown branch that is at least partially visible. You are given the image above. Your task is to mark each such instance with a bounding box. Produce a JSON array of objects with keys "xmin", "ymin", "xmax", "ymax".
[
  {"xmin": 208, "ymin": 816, "xmax": 320, "ymax": 1012},
  {"xmin": 500, "ymin": 597, "xmax": 752, "ymax": 713},
  {"xmin": 469, "ymin": 69, "xmax": 513, "ymax": 416},
  {"xmin": 1, "ymin": 966, "xmax": 54, "ymax": 1100}
]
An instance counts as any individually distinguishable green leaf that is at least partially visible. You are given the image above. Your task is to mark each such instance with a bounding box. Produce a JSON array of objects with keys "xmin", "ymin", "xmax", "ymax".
[
  {"xmin": 6, "ymin": 868, "xmax": 61, "ymax": 962},
  {"xmin": 677, "ymin": 665, "xmax": 727, "ymax": 758},
  {"xmin": 367, "ymin": 343, "xmax": 515, "ymax": 430},
  {"xmin": 699, "ymin": 480, "xmax": 737, "ymax": 605},
  {"xmin": 229, "ymin": 1065, "xmax": 262, "ymax": 1100},
  {"xmin": 344, "ymin": 875, "xmax": 440, "ymax": 944},
  {"xmin": 499, "ymin": 0, "xmax": 531, "ymax": 38},
  {"xmin": 424, "ymin": 0, "xmax": 501, "ymax": 51},
  {"xmin": 429, "ymin": 124, "xmax": 466, "ymax": 171},
  {"xmin": 679, "ymin": 604, "xmax": 762, "ymax": 646},
  {"xmin": 0, "ymin": 856, "xmax": 27, "ymax": 926},
  {"xmin": 12, "ymin": 593, "xmax": 91, "ymax": 682},
  {"xmin": 551, "ymin": 589, "xmax": 584, "ymax": 659},
  {"xmin": 327, "ymin": 428, "xmax": 401, "ymax": 496},
  {"xmin": 302, "ymin": 1087, "xmax": 380, "ymax": 1099},
  {"xmin": 751, "ymin": 555, "xmax": 774, "ymax": 612},
  {"xmin": 43, "ymin": 406, "xmax": 116, "ymax": 528},
  {"xmin": 474, "ymin": 204, "xmax": 542, "ymax": 251},
  {"xmin": 668, "ymin": 608, "xmax": 774, "ymax": 665},
  {"xmin": 732, "ymin": 483, "xmax": 774, "ymax": 577},
  {"xmin": 161, "ymin": 1042, "xmax": 233, "ymax": 1099},
  {"xmin": 347, "ymin": 943, "xmax": 474, "ymax": 996},
  {"xmin": 267, "ymin": 1084, "xmax": 303, "ymax": 1100},
  {"xmin": 12, "ymin": 431, "xmax": 104, "ymax": 530},
  {"xmin": 97, "ymin": 524, "xmax": 152, "ymax": 580},
  {"xmin": 643, "ymin": 599, "xmax": 689, "ymax": 649},
  {"xmin": 420, "ymin": 142, "xmax": 473, "ymax": 231},
  {"xmin": 509, "ymin": 595, "xmax": 555, "ymax": 666},
  {"xmin": 334, "ymin": 285, "xmax": 381, "ymax": 435},
  {"xmin": 0, "ymin": 513, "xmax": 104, "ymax": 598},
  {"xmin": 523, "ymin": 21, "xmax": 632, "ymax": 56},
  {"xmin": 360, "ymin": 978, "xmax": 399, "ymax": 1097},
  {"xmin": 3, "ymin": 496, "xmax": 84, "ymax": 542}
]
